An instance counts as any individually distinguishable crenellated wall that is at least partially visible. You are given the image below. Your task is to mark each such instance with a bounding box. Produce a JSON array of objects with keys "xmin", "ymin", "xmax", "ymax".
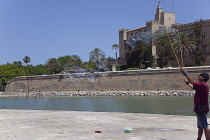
[
  {"xmin": 172, "ymin": 19, "xmax": 210, "ymax": 30},
  {"xmin": 5, "ymin": 66, "xmax": 210, "ymax": 92}
]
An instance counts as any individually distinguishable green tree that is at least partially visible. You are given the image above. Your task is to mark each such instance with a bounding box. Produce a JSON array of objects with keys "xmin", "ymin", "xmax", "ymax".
[
  {"xmin": 26, "ymin": 64, "xmax": 50, "ymax": 75},
  {"xmin": 57, "ymin": 55, "xmax": 73, "ymax": 71},
  {"xmin": 45, "ymin": 58, "xmax": 61, "ymax": 74},
  {"xmin": 13, "ymin": 61, "xmax": 23, "ymax": 68},
  {"xmin": 82, "ymin": 61, "xmax": 96, "ymax": 70},
  {"xmin": 125, "ymin": 41, "xmax": 152, "ymax": 69},
  {"xmin": 173, "ymin": 31, "xmax": 196, "ymax": 66},
  {"xmin": 23, "ymin": 56, "xmax": 30, "ymax": 75},
  {"xmin": 155, "ymin": 36, "xmax": 174, "ymax": 68},
  {"xmin": 105, "ymin": 57, "xmax": 115, "ymax": 70},
  {"xmin": 89, "ymin": 48, "xmax": 105, "ymax": 70},
  {"xmin": 112, "ymin": 44, "xmax": 120, "ymax": 60},
  {"xmin": 57, "ymin": 55, "xmax": 83, "ymax": 71},
  {"xmin": 23, "ymin": 56, "xmax": 30, "ymax": 94},
  {"xmin": 71, "ymin": 55, "xmax": 82, "ymax": 67},
  {"xmin": 0, "ymin": 64, "xmax": 25, "ymax": 90}
]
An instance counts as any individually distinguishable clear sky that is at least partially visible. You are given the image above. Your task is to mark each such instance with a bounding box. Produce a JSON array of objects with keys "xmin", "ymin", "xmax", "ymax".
[{"xmin": 0, "ymin": 0, "xmax": 210, "ymax": 65}]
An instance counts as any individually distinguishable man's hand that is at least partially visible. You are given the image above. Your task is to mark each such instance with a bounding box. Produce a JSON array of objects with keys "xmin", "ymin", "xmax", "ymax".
[
  {"xmin": 180, "ymin": 67, "xmax": 186, "ymax": 74},
  {"xmin": 184, "ymin": 77, "xmax": 188, "ymax": 82},
  {"xmin": 180, "ymin": 67, "xmax": 195, "ymax": 86}
]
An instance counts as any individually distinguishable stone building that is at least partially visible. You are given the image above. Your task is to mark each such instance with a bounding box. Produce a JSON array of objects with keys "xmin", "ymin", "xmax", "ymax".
[
  {"xmin": 119, "ymin": 2, "xmax": 210, "ymax": 67},
  {"xmin": 172, "ymin": 19, "xmax": 210, "ymax": 65}
]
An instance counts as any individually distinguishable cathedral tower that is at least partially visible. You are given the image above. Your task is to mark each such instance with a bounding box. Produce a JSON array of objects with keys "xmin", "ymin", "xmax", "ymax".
[{"xmin": 155, "ymin": 1, "xmax": 162, "ymax": 23}]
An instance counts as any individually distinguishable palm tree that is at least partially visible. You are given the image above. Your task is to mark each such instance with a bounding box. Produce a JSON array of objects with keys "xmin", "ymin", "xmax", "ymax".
[
  {"xmin": 71, "ymin": 55, "xmax": 82, "ymax": 67},
  {"xmin": 45, "ymin": 58, "xmax": 60, "ymax": 74},
  {"xmin": 112, "ymin": 44, "xmax": 120, "ymax": 60},
  {"xmin": 154, "ymin": 36, "xmax": 174, "ymax": 67},
  {"xmin": 105, "ymin": 57, "xmax": 115, "ymax": 70},
  {"xmin": 23, "ymin": 56, "xmax": 30, "ymax": 67},
  {"xmin": 13, "ymin": 61, "xmax": 23, "ymax": 68},
  {"xmin": 173, "ymin": 31, "xmax": 196, "ymax": 66},
  {"xmin": 57, "ymin": 55, "xmax": 73, "ymax": 70},
  {"xmin": 23, "ymin": 56, "xmax": 30, "ymax": 97},
  {"xmin": 89, "ymin": 48, "xmax": 105, "ymax": 70}
]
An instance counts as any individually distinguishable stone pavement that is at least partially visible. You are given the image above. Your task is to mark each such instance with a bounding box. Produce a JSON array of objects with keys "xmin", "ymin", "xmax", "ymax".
[{"xmin": 0, "ymin": 109, "xmax": 201, "ymax": 140}]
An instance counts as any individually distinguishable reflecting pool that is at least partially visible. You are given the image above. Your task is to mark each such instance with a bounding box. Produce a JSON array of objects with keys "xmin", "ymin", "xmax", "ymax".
[{"xmin": 0, "ymin": 96, "xmax": 198, "ymax": 116}]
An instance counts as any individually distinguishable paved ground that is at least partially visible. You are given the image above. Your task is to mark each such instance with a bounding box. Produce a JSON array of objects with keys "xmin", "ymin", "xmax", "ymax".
[{"xmin": 0, "ymin": 109, "xmax": 202, "ymax": 140}]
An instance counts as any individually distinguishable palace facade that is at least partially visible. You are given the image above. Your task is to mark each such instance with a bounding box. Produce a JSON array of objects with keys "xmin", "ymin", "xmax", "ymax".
[{"xmin": 119, "ymin": 2, "xmax": 210, "ymax": 67}]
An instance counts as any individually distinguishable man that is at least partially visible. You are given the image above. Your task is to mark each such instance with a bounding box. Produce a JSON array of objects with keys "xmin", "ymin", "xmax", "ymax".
[{"xmin": 180, "ymin": 67, "xmax": 210, "ymax": 140}]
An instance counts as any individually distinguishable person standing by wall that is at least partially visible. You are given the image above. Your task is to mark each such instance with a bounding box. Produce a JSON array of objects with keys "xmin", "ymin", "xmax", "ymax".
[{"xmin": 180, "ymin": 67, "xmax": 210, "ymax": 140}]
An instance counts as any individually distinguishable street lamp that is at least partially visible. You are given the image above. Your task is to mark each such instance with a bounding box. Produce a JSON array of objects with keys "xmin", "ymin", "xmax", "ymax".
[{"xmin": 145, "ymin": 60, "xmax": 149, "ymax": 68}]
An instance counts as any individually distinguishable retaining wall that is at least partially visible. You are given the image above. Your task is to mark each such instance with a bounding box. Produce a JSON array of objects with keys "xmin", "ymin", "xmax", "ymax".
[{"xmin": 5, "ymin": 66, "xmax": 210, "ymax": 93}]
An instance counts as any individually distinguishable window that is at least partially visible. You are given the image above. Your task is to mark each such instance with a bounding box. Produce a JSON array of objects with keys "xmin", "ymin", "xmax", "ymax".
[{"xmin": 201, "ymin": 35, "xmax": 206, "ymax": 40}]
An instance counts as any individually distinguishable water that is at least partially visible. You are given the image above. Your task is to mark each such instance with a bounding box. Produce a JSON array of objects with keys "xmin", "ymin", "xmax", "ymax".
[{"xmin": 0, "ymin": 96, "xmax": 198, "ymax": 116}]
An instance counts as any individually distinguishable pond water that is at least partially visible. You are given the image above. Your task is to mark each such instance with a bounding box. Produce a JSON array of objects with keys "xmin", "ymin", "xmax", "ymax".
[{"xmin": 0, "ymin": 96, "xmax": 200, "ymax": 116}]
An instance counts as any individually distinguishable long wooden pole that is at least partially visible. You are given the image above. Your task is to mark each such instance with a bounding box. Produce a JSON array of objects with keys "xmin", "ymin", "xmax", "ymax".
[
  {"xmin": 165, "ymin": 27, "xmax": 181, "ymax": 67},
  {"xmin": 178, "ymin": 31, "xmax": 184, "ymax": 67}
]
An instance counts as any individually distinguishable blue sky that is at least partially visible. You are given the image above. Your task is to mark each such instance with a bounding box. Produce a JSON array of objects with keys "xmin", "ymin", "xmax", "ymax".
[{"xmin": 0, "ymin": 0, "xmax": 210, "ymax": 65}]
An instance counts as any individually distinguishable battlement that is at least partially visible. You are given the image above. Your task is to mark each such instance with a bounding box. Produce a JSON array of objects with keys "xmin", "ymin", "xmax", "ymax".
[
  {"xmin": 172, "ymin": 19, "xmax": 210, "ymax": 29},
  {"xmin": 146, "ymin": 20, "xmax": 159, "ymax": 24}
]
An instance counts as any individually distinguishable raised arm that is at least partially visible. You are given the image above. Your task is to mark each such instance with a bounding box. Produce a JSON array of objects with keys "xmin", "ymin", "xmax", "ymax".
[
  {"xmin": 184, "ymin": 77, "xmax": 193, "ymax": 89},
  {"xmin": 180, "ymin": 67, "xmax": 195, "ymax": 85}
]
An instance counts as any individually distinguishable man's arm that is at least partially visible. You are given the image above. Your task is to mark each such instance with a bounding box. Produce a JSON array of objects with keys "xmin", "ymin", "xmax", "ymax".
[
  {"xmin": 180, "ymin": 67, "xmax": 195, "ymax": 85},
  {"xmin": 184, "ymin": 77, "xmax": 193, "ymax": 89}
]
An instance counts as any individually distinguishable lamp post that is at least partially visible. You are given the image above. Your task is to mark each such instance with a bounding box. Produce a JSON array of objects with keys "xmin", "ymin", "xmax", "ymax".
[{"xmin": 145, "ymin": 60, "xmax": 149, "ymax": 68}]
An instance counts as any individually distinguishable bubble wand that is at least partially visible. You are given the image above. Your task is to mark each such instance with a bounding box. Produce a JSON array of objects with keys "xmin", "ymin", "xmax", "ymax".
[
  {"xmin": 165, "ymin": 26, "xmax": 181, "ymax": 67},
  {"xmin": 178, "ymin": 31, "xmax": 184, "ymax": 67},
  {"xmin": 127, "ymin": 27, "xmax": 182, "ymax": 67}
]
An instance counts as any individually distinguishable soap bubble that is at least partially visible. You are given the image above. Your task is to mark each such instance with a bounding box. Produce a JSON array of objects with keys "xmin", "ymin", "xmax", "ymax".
[
  {"xmin": 71, "ymin": 51, "xmax": 79, "ymax": 61},
  {"xmin": 154, "ymin": 27, "xmax": 178, "ymax": 38},
  {"xmin": 127, "ymin": 27, "xmax": 178, "ymax": 47},
  {"xmin": 64, "ymin": 63, "xmax": 109, "ymax": 85},
  {"xmin": 87, "ymin": 73, "xmax": 99, "ymax": 83}
]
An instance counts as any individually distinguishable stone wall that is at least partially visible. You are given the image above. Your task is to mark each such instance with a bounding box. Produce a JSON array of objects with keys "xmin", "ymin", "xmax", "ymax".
[
  {"xmin": 27, "ymin": 90, "xmax": 195, "ymax": 97},
  {"xmin": 5, "ymin": 66, "xmax": 210, "ymax": 93}
]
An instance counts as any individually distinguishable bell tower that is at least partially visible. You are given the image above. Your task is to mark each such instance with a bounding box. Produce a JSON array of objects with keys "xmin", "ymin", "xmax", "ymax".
[
  {"xmin": 155, "ymin": 1, "xmax": 162, "ymax": 23},
  {"xmin": 154, "ymin": 1, "xmax": 175, "ymax": 27}
]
